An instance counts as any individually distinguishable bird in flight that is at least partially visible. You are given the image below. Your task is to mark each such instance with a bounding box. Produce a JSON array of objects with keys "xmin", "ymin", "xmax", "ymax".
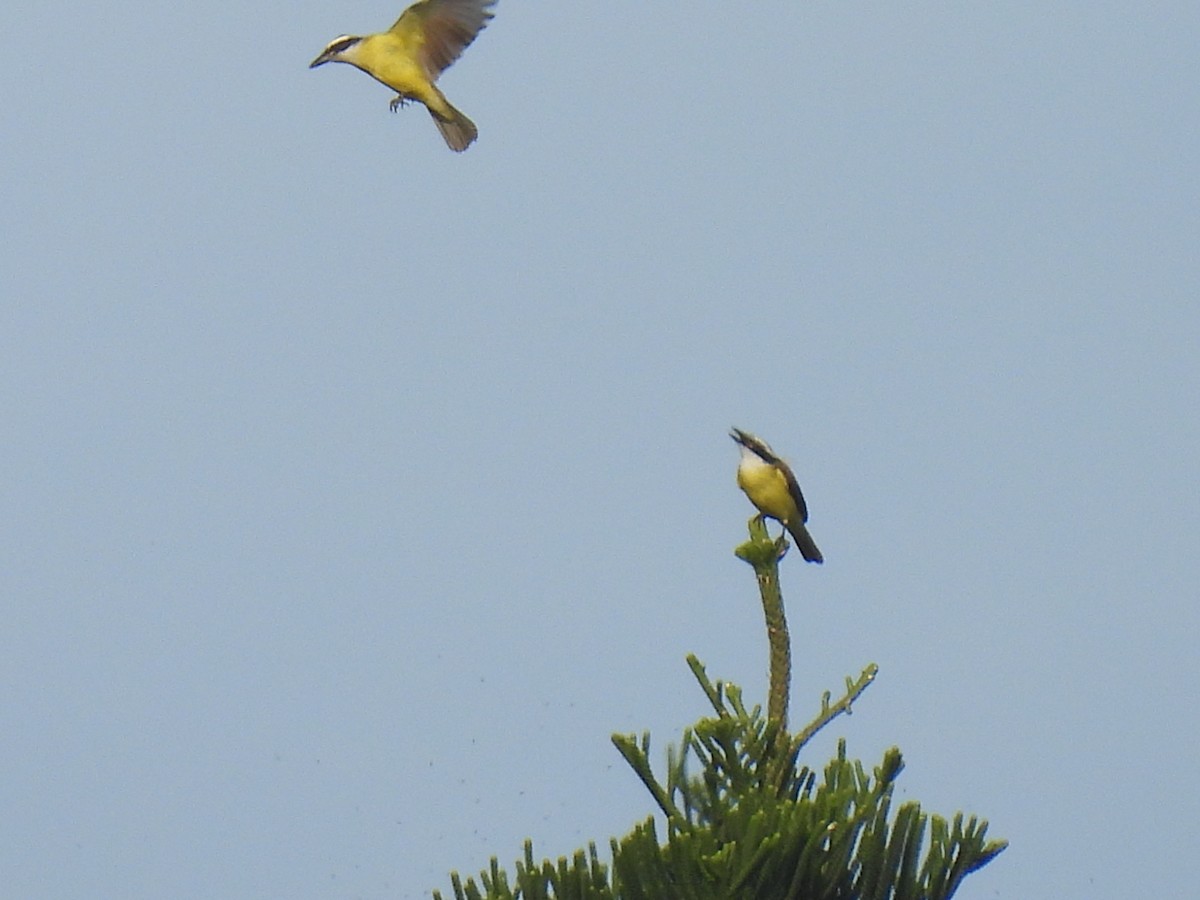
[{"xmin": 310, "ymin": 0, "xmax": 497, "ymax": 152}]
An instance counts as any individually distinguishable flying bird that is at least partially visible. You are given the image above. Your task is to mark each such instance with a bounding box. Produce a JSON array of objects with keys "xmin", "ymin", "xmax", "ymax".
[
  {"xmin": 310, "ymin": 0, "xmax": 497, "ymax": 152},
  {"xmin": 730, "ymin": 428, "xmax": 824, "ymax": 564}
]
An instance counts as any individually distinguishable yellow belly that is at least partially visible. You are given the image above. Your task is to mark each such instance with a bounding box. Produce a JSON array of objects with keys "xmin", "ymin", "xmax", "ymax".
[
  {"xmin": 737, "ymin": 461, "xmax": 800, "ymax": 525},
  {"xmin": 356, "ymin": 34, "xmax": 438, "ymax": 103}
]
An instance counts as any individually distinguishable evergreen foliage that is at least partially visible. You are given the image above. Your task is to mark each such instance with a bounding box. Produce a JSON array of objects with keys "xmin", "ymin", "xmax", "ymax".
[
  {"xmin": 433, "ymin": 658, "xmax": 1005, "ymax": 899},
  {"xmin": 433, "ymin": 517, "xmax": 1006, "ymax": 898}
]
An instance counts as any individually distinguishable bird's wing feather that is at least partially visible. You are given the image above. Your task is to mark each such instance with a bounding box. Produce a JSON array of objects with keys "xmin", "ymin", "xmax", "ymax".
[
  {"xmin": 781, "ymin": 466, "xmax": 810, "ymax": 523},
  {"xmin": 389, "ymin": 0, "xmax": 495, "ymax": 79}
]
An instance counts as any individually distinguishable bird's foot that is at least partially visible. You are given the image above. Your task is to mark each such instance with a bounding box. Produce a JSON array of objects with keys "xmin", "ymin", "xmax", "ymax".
[{"xmin": 389, "ymin": 95, "xmax": 411, "ymax": 112}]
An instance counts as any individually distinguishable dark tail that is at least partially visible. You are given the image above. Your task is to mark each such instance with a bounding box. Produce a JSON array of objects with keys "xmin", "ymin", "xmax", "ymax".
[{"xmin": 787, "ymin": 521, "xmax": 824, "ymax": 564}]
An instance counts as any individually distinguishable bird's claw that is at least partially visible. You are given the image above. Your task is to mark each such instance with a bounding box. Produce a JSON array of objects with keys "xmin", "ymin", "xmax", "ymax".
[{"xmin": 389, "ymin": 96, "xmax": 410, "ymax": 112}]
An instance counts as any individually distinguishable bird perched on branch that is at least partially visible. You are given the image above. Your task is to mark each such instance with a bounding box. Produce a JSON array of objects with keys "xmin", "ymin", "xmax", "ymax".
[
  {"xmin": 730, "ymin": 428, "xmax": 824, "ymax": 563},
  {"xmin": 310, "ymin": 0, "xmax": 497, "ymax": 152}
]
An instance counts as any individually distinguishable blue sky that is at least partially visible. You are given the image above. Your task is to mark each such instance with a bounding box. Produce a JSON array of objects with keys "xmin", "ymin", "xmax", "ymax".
[{"xmin": 2, "ymin": 1, "xmax": 1197, "ymax": 897}]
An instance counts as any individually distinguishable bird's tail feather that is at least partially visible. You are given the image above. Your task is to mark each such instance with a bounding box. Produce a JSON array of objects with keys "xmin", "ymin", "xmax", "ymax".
[
  {"xmin": 430, "ymin": 102, "xmax": 478, "ymax": 152},
  {"xmin": 787, "ymin": 522, "xmax": 824, "ymax": 564}
]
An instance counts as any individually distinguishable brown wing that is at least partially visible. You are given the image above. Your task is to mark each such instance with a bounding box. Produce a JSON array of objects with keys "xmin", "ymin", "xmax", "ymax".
[
  {"xmin": 389, "ymin": 0, "xmax": 496, "ymax": 80},
  {"xmin": 780, "ymin": 464, "xmax": 810, "ymax": 523}
]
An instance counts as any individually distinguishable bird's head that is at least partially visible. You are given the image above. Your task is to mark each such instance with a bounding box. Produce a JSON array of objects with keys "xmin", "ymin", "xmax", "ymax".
[
  {"xmin": 309, "ymin": 35, "xmax": 365, "ymax": 68},
  {"xmin": 730, "ymin": 428, "xmax": 774, "ymax": 460}
]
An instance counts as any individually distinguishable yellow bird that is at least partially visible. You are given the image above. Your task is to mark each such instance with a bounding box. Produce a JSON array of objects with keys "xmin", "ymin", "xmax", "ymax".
[
  {"xmin": 310, "ymin": 0, "xmax": 496, "ymax": 152},
  {"xmin": 731, "ymin": 428, "xmax": 824, "ymax": 564}
]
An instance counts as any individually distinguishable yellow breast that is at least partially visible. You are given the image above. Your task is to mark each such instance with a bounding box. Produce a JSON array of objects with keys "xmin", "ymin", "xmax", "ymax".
[
  {"xmin": 353, "ymin": 33, "xmax": 433, "ymax": 99},
  {"xmin": 736, "ymin": 453, "xmax": 800, "ymax": 525}
]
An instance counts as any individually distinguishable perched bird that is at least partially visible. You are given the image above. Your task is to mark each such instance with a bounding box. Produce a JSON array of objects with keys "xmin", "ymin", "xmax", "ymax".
[
  {"xmin": 310, "ymin": 0, "xmax": 497, "ymax": 152},
  {"xmin": 730, "ymin": 428, "xmax": 824, "ymax": 563}
]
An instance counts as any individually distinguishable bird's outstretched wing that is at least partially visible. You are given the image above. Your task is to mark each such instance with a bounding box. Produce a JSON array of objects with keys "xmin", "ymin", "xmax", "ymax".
[{"xmin": 390, "ymin": 0, "xmax": 496, "ymax": 79}]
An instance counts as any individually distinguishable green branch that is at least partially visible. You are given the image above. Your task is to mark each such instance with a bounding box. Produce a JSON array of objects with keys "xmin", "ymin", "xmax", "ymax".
[{"xmin": 734, "ymin": 515, "xmax": 791, "ymax": 730}]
